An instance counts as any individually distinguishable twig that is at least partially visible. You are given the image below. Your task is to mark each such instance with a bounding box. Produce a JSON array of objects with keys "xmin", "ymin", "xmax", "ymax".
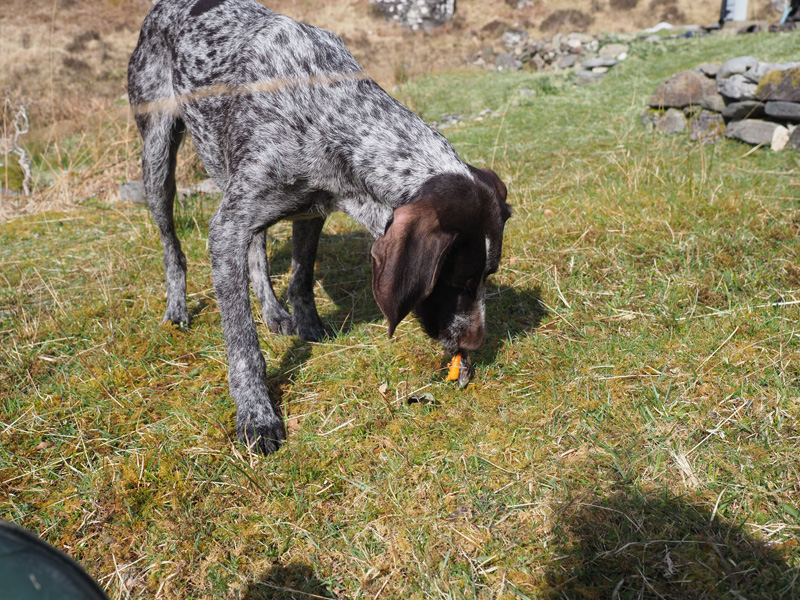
[{"xmin": 1, "ymin": 98, "xmax": 32, "ymax": 196}]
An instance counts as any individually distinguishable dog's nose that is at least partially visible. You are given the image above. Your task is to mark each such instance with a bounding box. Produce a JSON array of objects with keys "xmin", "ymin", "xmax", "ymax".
[{"xmin": 459, "ymin": 323, "xmax": 485, "ymax": 351}]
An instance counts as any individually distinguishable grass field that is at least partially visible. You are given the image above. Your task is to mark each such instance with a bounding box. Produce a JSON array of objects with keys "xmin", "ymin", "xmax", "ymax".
[{"xmin": 2, "ymin": 28, "xmax": 800, "ymax": 599}]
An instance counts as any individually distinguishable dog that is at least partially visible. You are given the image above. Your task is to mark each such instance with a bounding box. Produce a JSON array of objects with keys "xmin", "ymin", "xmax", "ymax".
[{"xmin": 128, "ymin": 0, "xmax": 511, "ymax": 454}]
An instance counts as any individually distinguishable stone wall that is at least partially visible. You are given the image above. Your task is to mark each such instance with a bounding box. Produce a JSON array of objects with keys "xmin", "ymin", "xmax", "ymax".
[{"xmin": 644, "ymin": 58, "xmax": 800, "ymax": 151}]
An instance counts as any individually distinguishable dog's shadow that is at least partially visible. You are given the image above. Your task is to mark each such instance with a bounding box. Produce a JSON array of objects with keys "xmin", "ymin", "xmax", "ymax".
[
  {"xmin": 242, "ymin": 562, "xmax": 336, "ymax": 599},
  {"xmin": 267, "ymin": 229, "xmax": 546, "ymax": 370}
]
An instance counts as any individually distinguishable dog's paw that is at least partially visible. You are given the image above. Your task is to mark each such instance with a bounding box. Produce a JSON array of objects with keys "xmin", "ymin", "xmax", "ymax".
[
  {"xmin": 162, "ymin": 309, "xmax": 190, "ymax": 328},
  {"xmin": 294, "ymin": 316, "xmax": 327, "ymax": 342},
  {"xmin": 236, "ymin": 415, "xmax": 286, "ymax": 455},
  {"xmin": 265, "ymin": 311, "xmax": 294, "ymax": 336}
]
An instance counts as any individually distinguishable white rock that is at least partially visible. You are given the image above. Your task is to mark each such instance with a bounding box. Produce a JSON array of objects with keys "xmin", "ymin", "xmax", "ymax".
[{"xmin": 772, "ymin": 125, "xmax": 790, "ymax": 151}]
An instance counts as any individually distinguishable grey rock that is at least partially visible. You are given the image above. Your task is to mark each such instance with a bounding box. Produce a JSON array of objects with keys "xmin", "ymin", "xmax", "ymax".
[
  {"xmin": 192, "ymin": 178, "xmax": 222, "ymax": 194},
  {"xmin": 495, "ymin": 53, "xmax": 522, "ymax": 71},
  {"xmin": 697, "ymin": 63, "xmax": 720, "ymax": 78},
  {"xmin": 370, "ymin": 0, "xmax": 455, "ymax": 30},
  {"xmin": 744, "ymin": 61, "xmax": 800, "ymax": 84},
  {"xmin": 700, "ymin": 93, "xmax": 727, "ymax": 113},
  {"xmin": 722, "ymin": 100, "xmax": 766, "ymax": 120},
  {"xmin": 575, "ymin": 69, "xmax": 606, "ymax": 86},
  {"xmin": 717, "ymin": 74, "xmax": 758, "ymax": 101},
  {"xmin": 650, "ymin": 70, "xmax": 718, "ymax": 109},
  {"xmin": 789, "ymin": 126, "xmax": 800, "ymax": 151},
  {"xmin": 683, "ymin": 105, "xmax": 702, "ymax": 118},
  {"xmin": 598, "ymin": 43, "xmax": 628, "ymax": 60},
  {"xmin": 582, "ymin": 57, "xmax": 617, "ymax": 69},
  {"xmin": 689, "ymin": 110, "xmax": 725, "ymax": 143},
  {"xmin": 120, "ymin": 180, "xmax": 146, "ymax": 204},
  {"xmin": 502, "ymin": 28, "xmax": 529, "ymax": 51},
  {"xmin": 567, "ymin": 32, "xmax": 594, "ymax": 44},
  {"xmin": 724, "ymin": 119, "xmax": 780, "ymax": 146},
  {"xmin": 717, "ymin": 56, "xmax": 759, "ymax": 80},
  {"xmin": 566, "ymin": 38, "xmax": 583, "ymax": 52},
  {"xmin": 529, "ymin": 54, "xmax": 546, "ymax": 71},
  {"xmin": 558, "ymin": 54, "xmax": 578, "ymax": 69},
  {"xmin": 742, "ymin": 61, "xmax": 778, "ymax": 83},
  {"xmin": 765, "ymin": 101, "xmax": 800, "ymax": 121},
  {"xmin": 756, "ymin": 67, "xmax": 800, "ymax": 102},
  {"xmin": 640, "ymin": 109, "xmax": 658, "ymax": 129},
  {"xmin": 656, "ymin": 108, "xmax": 687, "ymax": 134}
]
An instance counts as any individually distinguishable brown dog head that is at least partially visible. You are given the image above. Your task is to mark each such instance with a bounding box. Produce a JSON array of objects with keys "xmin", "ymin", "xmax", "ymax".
[{"xmin": 371, "ymin": 166, "xmax": 511, "ymax": 354}]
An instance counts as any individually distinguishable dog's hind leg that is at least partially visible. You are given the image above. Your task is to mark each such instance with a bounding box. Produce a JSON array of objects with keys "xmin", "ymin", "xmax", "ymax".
[
  {"xmin": 289, "ymin": 216, "xmax": 327, "ymax": 342},
  {"xmin": 140, "ymin": 115, "xmax": 189, "ymax": 326},
  {"xmin": 248, "ymin": 229, "xmax": 293, "ymax": 335}
]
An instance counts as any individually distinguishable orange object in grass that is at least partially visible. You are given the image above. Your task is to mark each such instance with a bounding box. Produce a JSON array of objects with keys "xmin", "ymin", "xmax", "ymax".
[{"xmin": 446, "ymin": 354, "xmax": 462, "ymax": 381}]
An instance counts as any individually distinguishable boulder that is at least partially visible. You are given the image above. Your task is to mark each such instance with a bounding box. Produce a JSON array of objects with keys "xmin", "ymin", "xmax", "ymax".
[
  {"xmin": 558, "ymin": 54, "xmax": 578, "ymax": 69},
  {"xmin": 689, "ymin": 110, "xmax": 725, "ymax": 144},
  {"xmin": 721, "ymin": 100, "xmax": 766, "ymax": 120},
  {"xmin": 717, "ymin": 56, "xmax": 759, "ymax": 80},
  {"xmin": 567, "ymin": 32, "xmax": 594, "ymax": 44},
  {"xmin": 700, "ymin": 93, "xmax": 726, "ymax": 113},
  {"xmin": 575, "ymin": 69, "xmax": 606, "ymax": 86},
  {"xmin": 495, "ymin": 53, "xmax": 522, "ymax": 71},
  {"xmin": 370, "ymin": 0, "xmax": 455, "ymax": 30},
  {"xmin": 502, "ymin": 28, "xmax": 529, "ymax": 51},
  {"xmin": 789, "ymin": 126, "xmax": 800, "ymax": 151},
  {"xmin": 724, "ymin": 119, "xmax": 781, "ymax": 145},
  {"xmin": 582, "ymin": 57, "xmax": 617, "ymax": 69},
  {"xmin": 717, "ymin": 74, "xmax": 758, "ymax": 101},
  {"xmin": 745, "ymin": 61, "xmax": 800, "ymax": 84},
  {"xmin": 697, "ymin": 63, "xmax": 720, "ymax": 78},
  {"xmin": 192, "ymin": 178, "xmax": 221, "ymax": 194},
  {"xmin": 120, "ymin": 180, "xmax": 146, "ymax": 204},
  {"xmin": 756, "ymin": 67, "xmax": 800, "ymax": 102},
  {"xmin": 656, "ymin": 108, "xmax": 687, "ymax": 134},
  {"xmin": 640, "ymin": 109, "xmax": 658, "ymax": 130},
  {"xmin": 566, "ymin": 38, "xmax": 583, "ymax": 52},
  {"xmin": 765, "ymin": 101, "xmax": 800, "ymax": 121},
  {"xmin": 771, "ymin": 125, "xmax": 790, "ymax": 151},
  {"xmin": 649, "ymin": 71, "xmax": 717, "ymax": 109}
]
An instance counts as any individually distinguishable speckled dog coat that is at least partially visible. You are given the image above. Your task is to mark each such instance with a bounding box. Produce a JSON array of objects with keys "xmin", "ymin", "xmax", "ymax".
[{"xmin": 128, "ymin": 0, "xmax": 510, "ymax": 454}]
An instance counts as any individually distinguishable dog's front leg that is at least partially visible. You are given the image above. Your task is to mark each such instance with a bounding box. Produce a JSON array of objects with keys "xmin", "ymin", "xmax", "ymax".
[
  {"xmin": 289, "ymin": 216, "xmax": 327, "ymax": 342},
  {"xmin": 209, "ymin": 204, "xmax": 285, "ymax": 454},
  {"xmin": 248, "ymin": 229, "xmax": 293, "ymax": 335}
]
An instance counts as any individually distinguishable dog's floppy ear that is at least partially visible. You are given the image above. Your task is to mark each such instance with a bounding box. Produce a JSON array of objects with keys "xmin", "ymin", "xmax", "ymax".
[
  {"xmin": 371, "ymin": 199, "xmax": 457, "ymax": 337},
  {"xmin": 472, "ymin": 166, "xmax": 512, "ymax": 222},
  {"xmin": 479, "ymin": 168, "xmax": 507, "ymax": 201}
]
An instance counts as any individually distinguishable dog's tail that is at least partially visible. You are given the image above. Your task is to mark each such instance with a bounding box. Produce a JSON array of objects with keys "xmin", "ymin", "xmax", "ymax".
[{"xmin": 127, "ymin": 5, "xmax": 180, "ymax": 121}]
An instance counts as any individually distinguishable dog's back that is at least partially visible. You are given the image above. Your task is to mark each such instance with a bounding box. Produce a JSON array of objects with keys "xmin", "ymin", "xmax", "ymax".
[{"xmin": 128, "ymin": 0, "xmax": 466, "ymax": 211}]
